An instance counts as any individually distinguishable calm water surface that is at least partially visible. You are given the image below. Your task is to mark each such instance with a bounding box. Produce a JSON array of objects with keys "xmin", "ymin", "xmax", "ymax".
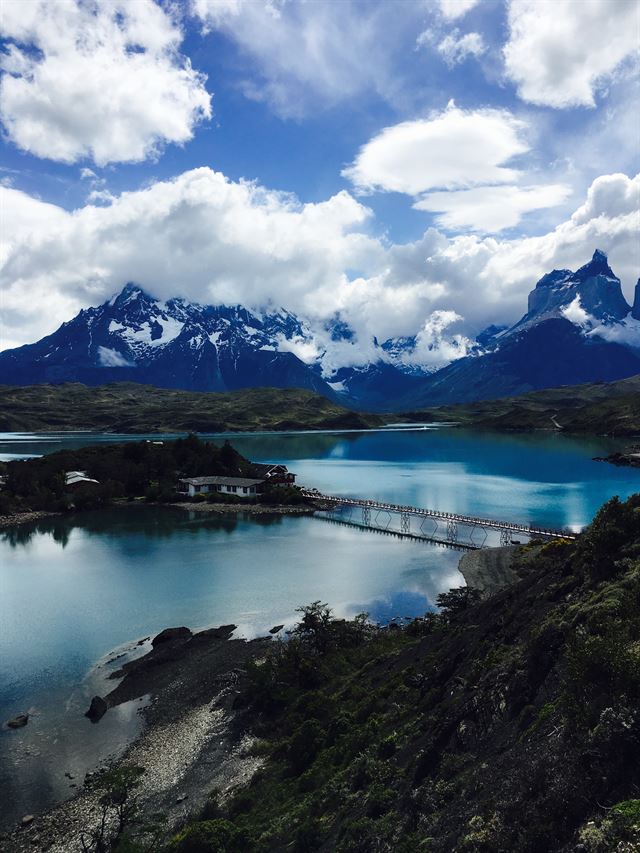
[{"xmin": 0, "ymin": 426, "xmax": 638, "ymax": 827}]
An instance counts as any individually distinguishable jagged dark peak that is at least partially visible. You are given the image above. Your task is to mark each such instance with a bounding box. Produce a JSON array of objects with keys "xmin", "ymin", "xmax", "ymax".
[
  {"xmin": 535, "ymin": 268, "xmax": 573, "ymax": 289},
  {"xmin": 109, "ymin": 282, "xmax": 156, "ymax": 307},
  {"xmin": 632, "ymin": 279, "xmax": 640, "ymax": 321},
  {"xmin": 575, "ymin": 248, "xmax": 616, "ymax": 280}
]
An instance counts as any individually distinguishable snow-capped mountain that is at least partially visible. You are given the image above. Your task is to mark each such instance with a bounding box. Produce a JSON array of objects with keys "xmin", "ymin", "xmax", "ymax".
[
  {"xmin": 0, "ymin": 250, "xmax": 638, "ymax": 410},
  {"xmin": 394, "ymin": 250, "xmax": 640, "ymax": 408},
  {"xmin": 505, "ymin": 249, "xmax": 633, "ymax": 337},
  {"xmin": 0, "ymin": 284, "xmax": 336, "ymax": 398}
]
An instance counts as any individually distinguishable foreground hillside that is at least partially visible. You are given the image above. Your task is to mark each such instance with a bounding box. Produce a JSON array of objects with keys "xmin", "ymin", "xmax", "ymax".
[
  {"xmin": 164, "ymin": 495, "xmax": 640, "ymax": 852},
  {"xmin": 409, "ymin": 374, "xmax": 640, "ymax": 436},
  {"xmin": 0, "ymin": 383, "xmax": 381, "ymax": 433}
]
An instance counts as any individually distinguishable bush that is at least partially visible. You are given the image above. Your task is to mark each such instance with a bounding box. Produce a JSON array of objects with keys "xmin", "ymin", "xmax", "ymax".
[
  {"xmin": 288, "ymin": 719, "xmax": 325, "ymax": 774},
  {"xmin": 169, "ymin": 819, "xmax": 244, "ymax": 853}
]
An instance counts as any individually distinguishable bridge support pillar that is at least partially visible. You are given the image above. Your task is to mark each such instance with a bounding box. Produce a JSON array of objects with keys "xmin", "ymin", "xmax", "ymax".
[
  {"xmin": 362, "ymin": 506, "xmax": 371, "ymax": 525},
  {"xmin": 500, "ymin": 529, "xmax": 512, "ymax": 546},
  {"xmin": 446, "ymin": 519, "xmax": 458, "ymax": 543},
  {"xmin": 400, "ymin": 512, "xmax": 410, "ymax": 534}
]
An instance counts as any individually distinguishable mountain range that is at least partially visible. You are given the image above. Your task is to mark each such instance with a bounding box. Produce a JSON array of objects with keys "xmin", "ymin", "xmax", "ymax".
[{"xmin": 1, "ymin": 250, "xmax": 638, "ymax": 410}]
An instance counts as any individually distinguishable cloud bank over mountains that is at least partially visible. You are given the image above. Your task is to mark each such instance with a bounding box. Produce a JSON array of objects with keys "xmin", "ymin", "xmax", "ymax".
[{"xmin": 2, "ymin": 169, "xmax": 638, "ymax": 365}]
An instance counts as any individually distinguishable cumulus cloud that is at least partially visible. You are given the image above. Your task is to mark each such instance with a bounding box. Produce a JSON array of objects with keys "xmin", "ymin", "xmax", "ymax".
[
  {"xmin": 414, "ymin": 183, "xmax": 572, "ymax": 232},
  {"xmin": 504, "ymin": 0, "xmax": 640, "ymax": 108},
  {"xmin": 343, "ymin": 103, "xmax": 529, "ymax": 194},
  {"xmin": 0, "ymin": 0, "xmax": 211, "ymax": 165},
  {"xmin": 571, "ymin": 173, "xmax": 640, "ymax": 225},
  {"xmin": 438, "ymin": 0, "xmax": 480, "ymax": 21},
  {"xmin": 437, "ymin": 31, "xmax": 485, "ymax": 67},
  {"xmin": 1, "ymin": 169, "xmax": 638, "ymax": 366}
]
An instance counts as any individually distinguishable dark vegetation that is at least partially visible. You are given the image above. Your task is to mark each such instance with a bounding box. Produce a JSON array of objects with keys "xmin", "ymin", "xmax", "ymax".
[
  {"xmin": 87, "ymin": 494, "xmax": 640, "ymax": 852},
  {"xmin": 0, "ymin": 435, "xmax": 306, "ymax": 516},
  {"xmin": 403, "ymin": 374, "xmax": 640, "ymax": 436},
  {"xmin": 0, "ymin": 383, "xmax": 381, "ymax": 433}
]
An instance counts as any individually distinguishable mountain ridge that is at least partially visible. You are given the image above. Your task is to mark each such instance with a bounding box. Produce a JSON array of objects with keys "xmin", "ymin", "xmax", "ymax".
[{"xmin": 1, "ymin": 250, "xmax": 638, "ymax": 409}]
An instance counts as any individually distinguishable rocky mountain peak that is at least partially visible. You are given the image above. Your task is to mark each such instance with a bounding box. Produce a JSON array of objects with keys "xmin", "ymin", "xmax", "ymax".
[
  {"xmin": 632, "ymin": 279, "xmax": 640, "ymax": 322},
  {"xmin": 515, "ymin": 250, "xmax": 631, "ymax": 333},
  {"xmin": 575, "ymin": 248, "xmax": 615, "ymax": 280}
]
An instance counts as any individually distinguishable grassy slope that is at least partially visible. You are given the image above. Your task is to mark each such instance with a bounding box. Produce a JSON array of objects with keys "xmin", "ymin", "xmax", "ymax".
[
  {"xmin": 402, "ymin": 374, "xmax": 640, "ymax": 436},
  {"xmin": 167, "ymin": 495, "xmax": 640, "ymax": 853},
  {"xmin": 0, "ymin": 383, "xmax": 382, "ymax": 433}
]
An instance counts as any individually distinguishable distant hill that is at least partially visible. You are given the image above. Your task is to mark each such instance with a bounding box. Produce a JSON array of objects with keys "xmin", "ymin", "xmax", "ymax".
[
  {"xmin": 0, "ymin": 384, "xmax": 382, "ymax": 433},
  {"xmin": 403, "ymin": 374, "xmax": 640, "ymax": 436}
]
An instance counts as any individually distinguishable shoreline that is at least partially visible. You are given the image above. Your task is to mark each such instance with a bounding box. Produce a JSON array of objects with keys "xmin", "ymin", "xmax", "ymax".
[
  {"xmin": 2, "ymin": 627, "xmax": 273, "ymax": 852},
  {"xmin": 167, "ymin": 499, "xmax": 319, "ymax": 516},
  {"xmin": 0, "ymin": 510, "xmax": 60, "ymax": 530},
  {"xmin": 0, "ymin": 500, "xmax": 319, "ymax": 532}
]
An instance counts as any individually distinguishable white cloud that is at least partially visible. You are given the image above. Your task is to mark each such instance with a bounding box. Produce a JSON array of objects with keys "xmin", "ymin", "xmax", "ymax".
[
  {"xmin": 571, "ymin": 173, "xmax": 640, "ymax": 225},
  {"xmin": 437, "ymin": 31, "xmax": 485, "ymax": 67},
  {"xmin": 561, "ymin": 295, "xmax": 591, "ymax": 327},
  {"xmin": 97, "ymin": 346, "xmax": 135, "ymax": 367},
  {"xmin": 0, "ymin": 0, "xmax": 211, "ymax": 165},
  {"xmin": 1, "ymin": 169, "xmax": 638, "ymax": 368},
  {"xmin": 414, "ymin": 183, "xmax": 572, "ymax": 232},
  {"xmin": 438, "ymin": 0, "xmax": 480, "ymax": 21},
  {"xmin": 504, "ymin": 0, "xmax": 640, "ymax": 108},
  {"xmin": 412, "ymin": 310, "xmax": 473, "ymax": 367},
  {"xmin": 190, "ymin": 0, "xmax": 423, "ymax": 117},
  {"xmin": 343, "ymin": 104, "xmax": 529, "ymax": 194}
]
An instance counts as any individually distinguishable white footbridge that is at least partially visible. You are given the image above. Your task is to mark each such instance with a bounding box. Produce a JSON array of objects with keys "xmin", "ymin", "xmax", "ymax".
[{"xmin": 302, "ymin": 490, "xmax": 577, "ymax": 551}]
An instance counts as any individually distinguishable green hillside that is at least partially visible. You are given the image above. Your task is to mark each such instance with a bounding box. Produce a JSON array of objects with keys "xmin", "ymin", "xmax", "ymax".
[
  {"xmin": 405, "ymin": 374, "xmax": 640, "ymax": 436},
  {"xmin": 0, "ymin": 383, "xmax": 382, "ymax": 433}
]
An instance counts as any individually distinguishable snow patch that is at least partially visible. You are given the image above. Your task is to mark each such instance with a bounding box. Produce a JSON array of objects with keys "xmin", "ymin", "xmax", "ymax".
[{"xmin": 122, "ymin": 317, "xmax": 184, "ymax": 348}]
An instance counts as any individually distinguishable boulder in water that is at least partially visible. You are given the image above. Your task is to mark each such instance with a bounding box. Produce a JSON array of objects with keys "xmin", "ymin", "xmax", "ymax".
[{"xmin": 85, "ymin": 696, "xmax": 108, "ymax": 722}]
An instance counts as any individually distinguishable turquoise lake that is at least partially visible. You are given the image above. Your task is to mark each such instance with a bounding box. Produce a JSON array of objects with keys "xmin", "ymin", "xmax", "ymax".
[{"xmin": 0, "ymin": 426, "xmax": 638, "ymax": 826}]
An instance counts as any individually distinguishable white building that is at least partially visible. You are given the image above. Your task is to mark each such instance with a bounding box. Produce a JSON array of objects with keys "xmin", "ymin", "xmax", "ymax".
[{"xmin": 177, "ymin": 476, "xmax": 265, "ymax": 498}]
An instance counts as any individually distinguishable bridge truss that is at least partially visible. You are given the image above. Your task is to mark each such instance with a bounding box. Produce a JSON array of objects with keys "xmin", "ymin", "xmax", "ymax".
[{"xmin": 302, "ymin": 490, "xmax": 577, "ymax": 550}]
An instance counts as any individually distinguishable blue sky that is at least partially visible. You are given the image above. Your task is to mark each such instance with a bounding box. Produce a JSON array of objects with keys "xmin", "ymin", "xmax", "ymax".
[{"xmin": 1, "ymin": 0, "xmax": 638, "ymax": 360}]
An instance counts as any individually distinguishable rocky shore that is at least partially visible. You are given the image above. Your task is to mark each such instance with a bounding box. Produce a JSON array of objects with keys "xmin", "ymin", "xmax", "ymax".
[
  {"xmin": 1, "ymin": 626, "xmax": 274, "ymax": 853},
  {"xmin": 458, "ymin": 544, "xmax": 521, "ymax": 595},
  {"xmin": 594, "ymin": 446, "xmax": 640, "ymax": 468},
  {"xmin": 168, "ymin": 500, "xmax": 318, "ymax": 516},
  {"xmin": 0, "ymin": 510, "xmax": 59, "ymax": 530}
]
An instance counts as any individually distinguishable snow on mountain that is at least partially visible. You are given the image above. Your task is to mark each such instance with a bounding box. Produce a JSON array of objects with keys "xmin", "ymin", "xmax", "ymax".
[{"xmin": 0, "ymin": 250, "xmax": 637, "ymax": 410}]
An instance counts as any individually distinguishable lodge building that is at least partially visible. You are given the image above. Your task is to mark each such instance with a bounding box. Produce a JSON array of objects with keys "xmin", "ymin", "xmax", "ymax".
[{"xmin": 177, "ymin": 464, "xmax": 296, "ymax": 499}]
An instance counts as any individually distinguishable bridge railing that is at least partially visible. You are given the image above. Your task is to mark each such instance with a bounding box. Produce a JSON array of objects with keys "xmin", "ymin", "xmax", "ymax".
[{"xmin": 301, "ymin": 490, "xmax": 577, "ymax": 541}]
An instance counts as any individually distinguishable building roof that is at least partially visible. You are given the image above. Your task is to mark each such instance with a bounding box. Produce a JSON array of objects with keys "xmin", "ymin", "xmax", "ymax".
[
  {"xmin": 65, "ymin": 472, "xmax": 99, "ymax": 486},
  {"xmin": 179, "ymin": 476, "xmax": 265, "ymax": 488},
  {"xmin": 250, "ymin": 463, "xmax": 289, "ymax": 477}
]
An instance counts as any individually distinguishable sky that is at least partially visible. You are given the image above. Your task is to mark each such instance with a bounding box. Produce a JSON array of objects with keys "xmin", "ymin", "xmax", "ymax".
[{"xmin": 0, "ymin": 0, "xmax": 639, "ymax": 366}]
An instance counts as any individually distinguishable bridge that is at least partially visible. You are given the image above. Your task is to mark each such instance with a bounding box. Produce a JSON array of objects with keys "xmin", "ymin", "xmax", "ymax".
[{"xmin": 302, "ymin": 490, "xmax": 577, "ymax": 550}]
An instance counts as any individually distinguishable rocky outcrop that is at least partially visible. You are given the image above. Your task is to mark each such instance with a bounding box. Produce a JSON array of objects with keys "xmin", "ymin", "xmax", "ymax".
[
  {"xmin": 6, "ymin": 713, "xmax": 29, "ymax": 729},
  {"xmin": 151, "ymin": 627, "xmax": 192, "ymax": 647},
  {"xmin": 458, "ymin": 545, "xmax": 520, "ymax": 595},
  {"xmin": 84, "ymin": 696, "xmax": 108, "ymax": 722}
]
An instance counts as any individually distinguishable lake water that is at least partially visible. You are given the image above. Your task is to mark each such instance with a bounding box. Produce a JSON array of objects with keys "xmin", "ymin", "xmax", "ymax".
[{"xmin": 0, "ymin": 426, "xmax": 638, "ymax": 828}]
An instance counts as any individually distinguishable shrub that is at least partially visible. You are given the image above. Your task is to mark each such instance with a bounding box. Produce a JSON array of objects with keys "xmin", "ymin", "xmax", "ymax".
[{"xmin": 169, "ymin": 819, "xmax": 244, "ymax": 853}]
